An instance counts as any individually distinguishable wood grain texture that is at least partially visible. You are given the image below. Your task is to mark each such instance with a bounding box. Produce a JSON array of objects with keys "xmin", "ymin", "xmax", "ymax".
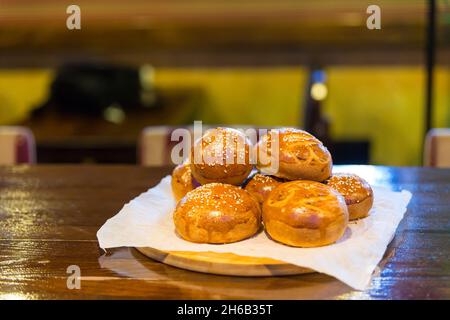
[
  {"xmin": 0, "ymin": 165, "xmax": 449, "ymax": 299},
  {"xmin": 136, "ymin": 247, "xmax": 313, "ymax": 276}
]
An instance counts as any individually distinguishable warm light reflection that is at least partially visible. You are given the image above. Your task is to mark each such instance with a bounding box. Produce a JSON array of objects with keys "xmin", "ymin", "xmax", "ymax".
[
  {"xmin": 0, "ymin": 293, "xmax": 29, "ymax": 300},
  {"xmin": 8, "ymin": 165, "xmax": 31, "ymax": 174},
  {"xmin": 335, "ymin": 291, "xmax": 373, "ymax": 300},
  {"xmin": 1, "ymin": 188, "xmax": 52, "ymax": 239},
  {"xmin": 310, "ymin": 83, "xmax": 328, "ymax": 101}
]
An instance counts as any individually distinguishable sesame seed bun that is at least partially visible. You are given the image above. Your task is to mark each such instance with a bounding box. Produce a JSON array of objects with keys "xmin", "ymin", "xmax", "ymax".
[
  {"xmin": 190, "ymin": 127, "xmax": 253, "ymax": 185},
  {"xmin": 325, "ymin": 173, "xmax": 374, "ymax": 220},
  {"xmin": 173, "ymin": 183, "xmax": 261, "ymax": 244}
]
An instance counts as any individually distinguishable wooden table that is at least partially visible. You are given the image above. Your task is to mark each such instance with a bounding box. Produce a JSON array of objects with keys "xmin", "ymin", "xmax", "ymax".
[{"xmin": 0, "ymin": 165, "xmax": 449, "ymax": 299}]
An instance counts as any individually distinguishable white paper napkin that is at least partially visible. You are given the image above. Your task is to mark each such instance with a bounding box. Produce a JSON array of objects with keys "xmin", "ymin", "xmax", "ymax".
[{"xmin": 97, "ymin": 176, "xmax": 412, "ymax": 290}]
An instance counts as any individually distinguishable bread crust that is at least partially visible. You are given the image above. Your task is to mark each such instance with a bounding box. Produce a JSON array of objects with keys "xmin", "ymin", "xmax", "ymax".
[
  {"xmin": 173, "ymin": 183, "xmax": 261, "ymax": 244},
  {"xmin": 243, "ymin": 173, "xmax": 284, "ymax": 205},
  {"xmin": 256, "ymin": 128, "xmax": 332, "ymax": 181},
  {"xmin": 171, "ymin": 163, "xmax": 195, "ymax": 202},
  {"xmin": 325, "ymin": 173, "xmax": 374, "ymax": 220},
  {"xmin": 263, "ymin": 180, "xmax": 348, "ymax": 247},
  {"xmin": 191, "ymin": 127, "xmax": 253, "ymax": 185}
]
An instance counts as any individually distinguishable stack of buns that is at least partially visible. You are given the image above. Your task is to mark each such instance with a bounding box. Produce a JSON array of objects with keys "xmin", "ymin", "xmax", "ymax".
[{"xmin": 172, "ymin": 127, "xmax": 373, "ymax": 247}]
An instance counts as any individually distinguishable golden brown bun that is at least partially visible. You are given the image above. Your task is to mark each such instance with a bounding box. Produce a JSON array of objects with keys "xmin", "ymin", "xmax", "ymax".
[
  {"xmin": 325, "ymin": 173, "xmax": 373, "ymax": 220},
  {"xmin": 263, "ymin": 180, "xmax": 348, "ymax": 247},
  {"xmin": 190, "ymin": 127, "xmax": 253, "ymax": 185},
  {"xmin": 256, "ymin": 128, "xmax": 332, "ymax": 181},
  {"xmin": 173, "ymin": 183, "xmax": 261, "ymax": 244},
  {"xmin": 171, "ymin": 163, "xmax": 195, "ymax": 202},
  {"xmin": 243, "ymin": 173, "xmax": 284, "ymax": 205}
]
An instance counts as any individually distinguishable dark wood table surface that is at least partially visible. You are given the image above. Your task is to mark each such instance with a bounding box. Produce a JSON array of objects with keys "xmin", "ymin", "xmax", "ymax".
[{"xmin": 0, "ymin": 165, "xmax": 449, "ymax": 300}]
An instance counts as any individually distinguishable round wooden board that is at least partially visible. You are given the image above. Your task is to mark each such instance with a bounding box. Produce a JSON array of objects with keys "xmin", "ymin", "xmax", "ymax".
[{"xmin": 136, "ymin": 247, "xmax": 314, "ymax": 276}]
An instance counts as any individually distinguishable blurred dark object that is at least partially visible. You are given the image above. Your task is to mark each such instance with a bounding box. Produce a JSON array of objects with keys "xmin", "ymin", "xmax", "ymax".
[
  {"xmin": 36, "ymin": 139, "xmax": 136, "ymax": 164},
  {"xmin": 23, "ymin": 86, "xmax": 204, "ymax": 164},
  {"xmin": 33, "ymin": 63, "xmax": 156, "ymax": 118},
  {"xmin": 330, "ymin": 141, "xmax": 370, "ymax": 165},
  {"xmin": 303, "ymin": 68, "xmax": 369, "ymax": 164},
  {"xmin": 303, "ymin": 68, "xmax": 330, "ymax": 144},
  {"xmin": 423, "ymin": 0, "xmax": 436, "ymax": 160}
]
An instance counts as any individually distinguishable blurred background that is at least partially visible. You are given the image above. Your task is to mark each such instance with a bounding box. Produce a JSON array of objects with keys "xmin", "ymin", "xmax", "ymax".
[{"xmin": 0, "ymin": 0, "xmax": 448, "ymax": 166}]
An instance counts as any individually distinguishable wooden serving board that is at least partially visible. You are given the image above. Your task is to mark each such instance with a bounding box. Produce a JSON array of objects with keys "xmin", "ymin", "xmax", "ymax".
[{"xmin": 136, "ymin": 247, "xmax": 314, "ymax": 276}]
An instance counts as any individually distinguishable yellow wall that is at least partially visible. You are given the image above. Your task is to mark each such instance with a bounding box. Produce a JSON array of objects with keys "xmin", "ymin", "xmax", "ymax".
[
  {"xmin": 434, "ymin": 68, "xmax": 450, "ymax": 129},
  {"xmin": 323, "ymin": 67, "xmax": 449, "ymax": 165},
  {"xmin": 154, "ymin": 67, "xmax": 307, "ymax": 127},
  {"xmin": 0, "ymin": 67, "xmax": 306, "ymax": 126},
  {"xmin": 0, "ymin": 69, "xmax": 53, "ymax": 124}
]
